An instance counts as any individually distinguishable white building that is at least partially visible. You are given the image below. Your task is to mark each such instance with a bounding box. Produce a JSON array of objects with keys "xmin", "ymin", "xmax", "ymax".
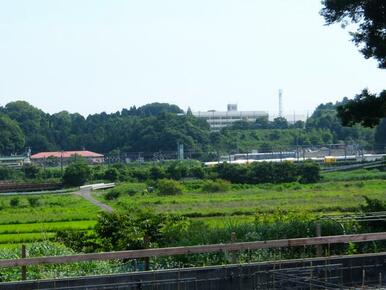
[{"xmin": 193, "ymin": 104, "xmax": 268, "ymax": 130}]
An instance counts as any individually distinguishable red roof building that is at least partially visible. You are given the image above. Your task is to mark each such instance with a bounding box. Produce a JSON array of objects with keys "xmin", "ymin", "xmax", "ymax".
[{"xmin": 31, "ymin": 150, "xmax": 104, "ymax": 165}]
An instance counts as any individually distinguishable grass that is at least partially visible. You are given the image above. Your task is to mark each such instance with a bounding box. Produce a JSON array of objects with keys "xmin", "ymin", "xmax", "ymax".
[
  {"xmin": 0, "ymin": 221, "xmax": 96, "ymax": 234},
  {"xmin": 0, "ymin": 193, "xmax": 100, "ymax": 246},
  {"xmin": 0, "ymin": 232, "xmax": 56, "ymax": 244},
  {"xmin": 0, "ymin": 194, "xmax": 99, "ymax": 224},
  {"xmin": 0, "ymin": 168, "xmax": 384, "ymax": 246},
  {"xmin": 94, "ymin": 175, "xmax": 386, "ymax": 219},
  {"xmin": 322, "ymin": 168, "xmax": 386, "ymax": 182}
]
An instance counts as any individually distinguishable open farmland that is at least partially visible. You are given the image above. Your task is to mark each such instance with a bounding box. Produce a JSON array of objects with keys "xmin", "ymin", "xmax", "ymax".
[
  {"xmin": 0, "ymin": 193, "xmax": 99, "ymax": 247},
  {"xmin": 93, "ymin": 170, "xmax": 386, "ymax": 222},
  {"xmin": 0, "ymin": 169, "xmax": 385, "ymax": 246}
]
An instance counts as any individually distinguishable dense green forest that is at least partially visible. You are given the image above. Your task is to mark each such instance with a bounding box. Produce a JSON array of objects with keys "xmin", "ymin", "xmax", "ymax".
[{"xmin": 0, "ymin": 100, "xmax": 384, "ymax": 157}]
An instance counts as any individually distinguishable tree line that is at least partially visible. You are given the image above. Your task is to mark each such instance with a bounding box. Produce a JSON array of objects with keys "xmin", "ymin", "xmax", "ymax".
[{"xmin": 0, "ymin": 100, "xmax": 384, "ymax": 157}]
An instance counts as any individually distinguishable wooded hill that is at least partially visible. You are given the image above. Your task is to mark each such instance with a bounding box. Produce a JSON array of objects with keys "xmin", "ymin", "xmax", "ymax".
[{"xmin": 0, "ymin": 100, "xmax": 384, "ymax": 157}]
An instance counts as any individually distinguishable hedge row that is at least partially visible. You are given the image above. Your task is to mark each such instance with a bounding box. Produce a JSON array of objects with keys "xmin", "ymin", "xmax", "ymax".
[{"xmin": 98, "ymin": 161, "xmax": 320, "ymax": 185}]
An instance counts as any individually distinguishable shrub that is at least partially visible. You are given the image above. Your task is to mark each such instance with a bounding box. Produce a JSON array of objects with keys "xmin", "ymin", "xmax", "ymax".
[
  {"xmin": 27, "ymin": 196, "xmax": 41, "ymax": 207},
  {"xmin": 166, "ymin": 161, "xmax": 189, "ymax": 180},
  {"xmin": 298, "ymin": 161, "xmax": 320, "ymax": 183},
  {"xmin": 95, "ymin": 210, "xmax": 189, "ymax": 251},
  {"xmin": 361, "ymin": 196, "xmax": 386, "ymax": 212},
  {"xmin": 105, "ymin": 189, "xmax": 120, "ymax": 200},
  {"xmin": 128, "ymin": 168, "xmax": 150, "ymax": 181},
  {"xmin": 150, "ymin": 166, "xmax": 166, "ymax": 180},
  {"xmin": 104, "ymin": 167, "xmax": 120, "ymax": 182},
  {"xmin": 189, "ymin": 166, "xmax": 206, "ymax": 179},
  {"xmin": 22, "ymin": 163, "xmax": 41, "ymax": 179},
  {"xmin": 10, "ymin": 197, "xmax": 20, "ymax": 207},
  {"xmin": 157, "ymin": 179, "xmax": 183, "ymax": 195},
  {"xmin": 360, "ymin": 196, "xmax": 386, "ymax": 232},
  {"xmin": 213, "ymin": 161, "xmax": 320, "ymax": 184},
  {"xmin": 0, "ymin": 166, "xmax": 15, "ymax": 181},
  {"xmin": 62, "ymin": 162, "xmax": 91, "ymax": 186},
  {"xmin": 105, "ymin": 183, "xmax": 145, "ymax": 200},
  {"xmin": 201, "ymin": 179, "xmax": 230, "ymax": 193},
  {"xmin": 56, "ymin": 230, "xmax": 101, "ymax": 253}
]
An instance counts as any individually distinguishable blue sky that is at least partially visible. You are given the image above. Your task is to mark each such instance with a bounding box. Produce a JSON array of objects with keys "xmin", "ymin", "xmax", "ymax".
[{"xmin": 0, "ymin": 0, "xmax": 384, "ymax": 116}]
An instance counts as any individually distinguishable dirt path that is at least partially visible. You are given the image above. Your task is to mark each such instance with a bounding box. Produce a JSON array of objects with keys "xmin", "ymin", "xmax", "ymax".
[{"xmin": 74, "ymin": 189, "xmax": 113, "ymax": 213}]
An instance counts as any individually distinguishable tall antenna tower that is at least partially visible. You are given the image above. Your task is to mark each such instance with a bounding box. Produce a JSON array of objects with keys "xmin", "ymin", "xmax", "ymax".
[{"xmin": 278, "ymin": 89, "xmax": 283, "ymax": 117}]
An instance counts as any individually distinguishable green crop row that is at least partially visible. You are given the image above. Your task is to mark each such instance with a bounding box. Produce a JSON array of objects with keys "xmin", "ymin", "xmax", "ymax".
[
  {"xmin": 95, "ymin": 178, "xmax": 386, "ymax": 218},
  {"xmin": 0, "ymin": 232, "xmax": 56, "ymax": 244},
  {"xmin": 0, "ymin": 220, "xmax": 97, "ymax": 235}
]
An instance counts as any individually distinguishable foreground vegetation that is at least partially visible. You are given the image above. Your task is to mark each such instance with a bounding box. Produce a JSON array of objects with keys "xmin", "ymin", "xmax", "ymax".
[
  {"xmin": 96, "ymin": 176, "xmax": 386, "ymax": 218},
  {"xmin": 0, "ymin": 168, "xmax": 383, "ymax": 281},
  {"xmin": 0, "ymin": 193, "xmax": 99, "ymax": 248},
  {"xmin": 0, "ymin": 168, "xmax": 384, "ymax": 248}
]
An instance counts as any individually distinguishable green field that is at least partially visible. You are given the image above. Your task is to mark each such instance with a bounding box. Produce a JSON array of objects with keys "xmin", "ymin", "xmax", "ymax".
[
  {"xmin": 0, "ymin": 169, "xmax": 385, "ymax": 247},
  {"xmin": 0, "ymin": 193, "xmax": 100, "ymax": 247},
  {"xmin": 93, "ymin": 178, "xmax": 386, "ymax": 218}
]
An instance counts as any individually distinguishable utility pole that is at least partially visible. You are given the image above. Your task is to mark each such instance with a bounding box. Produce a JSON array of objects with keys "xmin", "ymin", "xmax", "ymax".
[
  {"xmin": 278, "ymin": 89, "xmax": 283, "ymax": 118},
  {"xmin": 60, "ymin": 151, "xmax": 63, "ymax": 175}
]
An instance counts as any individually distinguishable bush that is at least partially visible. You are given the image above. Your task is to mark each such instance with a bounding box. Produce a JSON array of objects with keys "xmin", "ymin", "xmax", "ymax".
[
  {"xmin": 94, "ymin": 210, "xmax": 189, "ymax": 251},
  {"xmin": 166, "ymin": 161, "xmax": 189, "ymax": 180},
  {"xmin": 213, "ymin": 161, "xmax": 320, "ymax": 184},
  {"xmin": 22, "ymin": 163, "xmax": 41, "ymax": 179},
  {"xmin": 189, "ymin": 166, "xmax": 206, "ymax": 179},
  {"xmin": 105, "ymin": 189, "xmax": 121, "ymax": 200},
  {"xmin": 157, "ymin": 179, "xmax": 183, "ymax": 195},
  {"xmin": 56, "ymin": 230, "xmax": 101, "ymax": 253},
  {"xmin": 298, "ymin": 161, "xmax": 320, "ymax": 183},
  {"xmin": 201, "ymin": 179, "xmax": 230, "ymax": 193},
  {"xmin": 9, "ymin": 197, "xmax": 20, "ymax": 207},
  {"xmin": 0, "ymin": 166, "xmax": 15, "ymax": 181},
  {"xmin": 104, "ymin": 167, "xmax": 120, "ymax": 182},
  {"xmin": 105, "ymin": 183, "xmax": 145, "ymax": 200},
  {"xmin": 62, "ymin": 162, "xmax": 91, "ymax": 186},
  {"xmin": 150, "ymin": 166, "xmax": 166, "ymax": 180},
  {"xmin": 27, "ymin": 196, "xmax": 41, "ymax": 207},
  {"xmin": 128, "ymin": 167, "xmax": 150, "ymax": 181}
]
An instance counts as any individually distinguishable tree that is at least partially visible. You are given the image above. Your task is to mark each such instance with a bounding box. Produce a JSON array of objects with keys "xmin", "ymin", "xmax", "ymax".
[
  {"xmin": 337, "ymin": 89, "xmax": 386, "ymax": 127},
  {"xmin": 2, "ymin": 101, "xmax": 54, "ymax": 151},
  {"xmin": 0, "ymin": 166, "xmax": 16, "ymax": 181},
  {"xmin": 0, "ymin": 113, "xmax": 25, "ymax": 155},
  {"xmin": 254, "ymin": 115, "xmax": 270, "ymax": 129},
  {"xmin": 292, "ymin": 120, "xmax": 305, "ymax": 129},
  {"xmin": 321, "ymin": 0, "xmax": 386, "ymax": 69},
  {"xmin": 230, "ymin": 120, "xmax": 251, "ymax": 130},
  {"xmin": 62, "ymin": 162, "xmax": 91, "ymax": 186},
  {"xmin": 374, "ymin": 119, "xmax": 386, "ymax": 148},
  {"xmin": 306, "ymin": 101, "xmax": 374, "ymax": 144},
  {"xmin": 156, "ymin": 179, "xmax": 183, "ymax": 195},
  {"xmin": 104, "ymin": 167, "xmax": 120, "ymax": 182},
  {"xmin": 271, "ymin": 117, "xmax": 288, "ymax": 129},
  {"xmin": 134, "ymin": 103, "xmax": 183, "ymax": 116},
  {"xmin": 95, "ymin": 210, "xmax": 189, "ymax": 250},
  {"xmin": 22, "ymin": 163, "xmax": 41, "ymax": 179},
  {"xmin": 321, "ymin": 1, "xmax": 386, "ymax": 127}
]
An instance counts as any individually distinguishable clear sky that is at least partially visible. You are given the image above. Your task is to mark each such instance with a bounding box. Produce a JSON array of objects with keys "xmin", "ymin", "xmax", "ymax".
[{"xmin": 0, "ymin": 0, "xmax": 384, "ymax": 117}]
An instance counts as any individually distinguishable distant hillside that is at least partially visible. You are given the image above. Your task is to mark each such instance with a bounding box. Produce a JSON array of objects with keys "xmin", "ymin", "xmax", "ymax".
[{"xmin": 0, "ymin": 100, "xmax": 381, "ymax": 157}]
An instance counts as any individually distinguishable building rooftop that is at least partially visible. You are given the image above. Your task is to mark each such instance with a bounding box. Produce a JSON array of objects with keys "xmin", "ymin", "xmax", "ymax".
[{"xmin": 31, "ymin": 151, "xmax": 104, "ymax": 159}]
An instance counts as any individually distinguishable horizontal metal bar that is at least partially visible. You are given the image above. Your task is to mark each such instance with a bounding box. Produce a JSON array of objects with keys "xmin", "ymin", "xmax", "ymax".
[{"xmin": 1, "ymin": 232, "xmax": 386, "ymax": 267}]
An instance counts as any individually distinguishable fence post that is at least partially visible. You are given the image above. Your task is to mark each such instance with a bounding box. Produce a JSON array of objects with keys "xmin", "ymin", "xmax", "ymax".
[
  {"xmin": 144, "ymin": 234, "xmax": 150, "ymax": 271},
  {"xmin": 316, "ymin": 223, "xmax": 322, "ymax": 257},
  {"xmin": 231, "ymin": 232, "xmax": 238, "ymax": 264},
  {"xmin": 21, "ymin": 244, "xmax": 27, "ymax": 280}
]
